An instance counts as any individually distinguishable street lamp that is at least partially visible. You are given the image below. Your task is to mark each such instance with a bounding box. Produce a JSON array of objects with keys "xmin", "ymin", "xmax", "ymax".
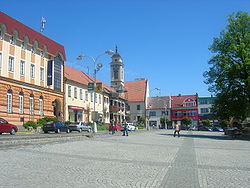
[{"xmin": 77, "ymin": 50, "xmax": 114, "ymax": 133}]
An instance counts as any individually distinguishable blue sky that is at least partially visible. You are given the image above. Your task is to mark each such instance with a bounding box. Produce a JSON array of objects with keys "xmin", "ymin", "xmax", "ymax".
[{"xmin": 1, "ymin": 0, "xmax": 249, "ymax": 97}]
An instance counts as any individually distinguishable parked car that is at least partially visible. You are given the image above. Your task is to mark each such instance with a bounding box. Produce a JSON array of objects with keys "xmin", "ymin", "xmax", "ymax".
[
  {"xmin": 68, "ymin": 122, "xmax": 92, "ymax": 132},
  {"xmin": 43, "ymin": 121, "xmax": 70, "ymax": 133},
  {"xmin": 109, "ymin": 124, "xmax": 122, "ymax": 131},
  {"xmin": 212, "ymin": 126, "xmax": 224, "ymax": 132},
  {"xmin": 198, "ymin": 126, "xmax": 212, "ymax": 131},
  {"xmin": 121, "ymin": 123, "xmax": 136, "ymax": 131},
  {"xmin": 0, "ymin": 118, "xmax": 18, "ymax": 135}
]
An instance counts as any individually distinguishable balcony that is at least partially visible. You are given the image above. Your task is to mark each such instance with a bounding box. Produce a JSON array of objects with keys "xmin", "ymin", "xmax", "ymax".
[{"xmin": 110, "ymin": 105, "xmax": 120, "ymax": 113}]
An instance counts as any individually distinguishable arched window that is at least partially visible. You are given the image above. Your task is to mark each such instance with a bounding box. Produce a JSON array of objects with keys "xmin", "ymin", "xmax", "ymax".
[
  {"xmin": 29, "ymin": 94, "xmax": 34, "ymax": 115},
  {"xmin": 39, "ymin": 96, "xmax": 43, "ymax": 116},
  {"xmin": 114, "ymin": 70, "xmax": 118, "ymax": 79},
  {"xmin": 7, "ymin": 90, "xmax": 12, "ymax": 113},
  {"xmin": 19, "ymin": 92, "xmax": 24, "ymax": 114},
  {"xmin": 9, "ymin": 36, "xmax": 14, "ymax": 45}
]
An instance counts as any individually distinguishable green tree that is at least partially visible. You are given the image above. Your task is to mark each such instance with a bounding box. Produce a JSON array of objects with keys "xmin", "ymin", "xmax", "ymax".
[
  {"xmin": 182, "ymin": 117, "xmax": 192, "ymax": 128},
  {"xmin": 204, "ymin": 11, "xmax": 250, "ymax": 122},
  {"xmin": 202, "ymin": 119, "xmax": 211, "ymax": 127},
  {"xmin": 160, "ymin": 117, "xmax": 169, "ymax": 126},
  {"xmin": 138, "ymin": 117, "xmax": 146, "ymax": 125}
]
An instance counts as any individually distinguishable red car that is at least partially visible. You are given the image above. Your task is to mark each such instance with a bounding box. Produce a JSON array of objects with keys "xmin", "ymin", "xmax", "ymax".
[
  {"xmin": 0, "ymin": 118, "xmax": 18, "ymax": 135},
  {"xmin": 109, "ymin": 124, "xmax": 122, "ymax": 131}
]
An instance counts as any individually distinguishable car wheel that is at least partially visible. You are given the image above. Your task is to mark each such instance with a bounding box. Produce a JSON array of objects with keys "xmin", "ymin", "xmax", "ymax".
[
  {"xmin": 10, "ymin": 128, "xmax": 16, "ymax": 135},
  {"xmin": 79, "ymin": 128, "xmax": 82, "ymax": 133},
  {"xmin": 56, "ymin": 129, "xmax": 60, "ymax": 133},
  {"xmin": 44, "ymin": 131, "xmax": 48, "ymax": 134},
  {"xmin": 66, "ymin": 128, "xmax": 70, "ymax": 133},
  {"xmin": 0, "ymin": 133, "xmax": 2, "ymax": 135}
]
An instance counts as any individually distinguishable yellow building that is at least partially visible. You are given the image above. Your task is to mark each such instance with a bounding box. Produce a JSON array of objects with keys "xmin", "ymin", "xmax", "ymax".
[
  {"xmin": 0, "ymin": 12, "xmax": 66, "ymax": 129},
  {"xmin": 64, "ymin": 66, "xmax": 111, "ymax": 124}
]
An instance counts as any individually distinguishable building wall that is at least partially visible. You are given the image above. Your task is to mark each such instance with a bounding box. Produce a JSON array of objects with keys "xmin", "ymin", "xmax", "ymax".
[
  {"xmin": 128, "ymin": 101, "xmax": 145, "ymax": 122},
  {"xmin": 65, "ymin": 80, "xmax": 105, "ymax": 123},
  {"xmin": 146, "ymin": 108, "xmax": 171, "ymax": 128},
  {"xmin": 0, "ymin": 24, "xmax": 64, "ymax": 129}
]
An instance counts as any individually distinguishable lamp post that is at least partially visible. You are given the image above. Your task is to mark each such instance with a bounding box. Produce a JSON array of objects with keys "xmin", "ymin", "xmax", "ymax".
[{"xmin": 77, "ymin": 50, "xmax": 114, "ymax": 133}]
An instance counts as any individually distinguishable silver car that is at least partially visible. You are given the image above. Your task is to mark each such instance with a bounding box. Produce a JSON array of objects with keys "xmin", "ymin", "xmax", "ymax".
[{"xmin": 68, "ymin": 122, "xmax": 92, "ymax": 133}]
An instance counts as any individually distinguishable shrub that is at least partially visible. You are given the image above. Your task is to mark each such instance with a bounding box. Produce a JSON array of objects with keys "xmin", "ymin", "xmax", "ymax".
[
  {"xmin": 64, "ymin": 121, "xmax": 72, "ymax": 126},
  {"xmin": 23, "ymin": 121, "xmax": 37, "ymax": 129},
  {"xmin": 37, "ymin": 118, "xmax": 47, "ymax": 127},
  {"xmin": 137, "ymin": 126, "xmax": 145, "ymax": 130}
]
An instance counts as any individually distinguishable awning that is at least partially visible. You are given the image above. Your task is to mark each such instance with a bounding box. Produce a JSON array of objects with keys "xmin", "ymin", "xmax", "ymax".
[{"xmin": 68, "ymin": 106, "xmax": 85, "ymax": 111}]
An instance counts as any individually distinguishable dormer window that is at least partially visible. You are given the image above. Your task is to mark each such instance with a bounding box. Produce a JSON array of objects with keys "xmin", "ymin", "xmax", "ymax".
[{"xmin": 115, "ymin": 59, "xmax": 117, "ymax": 62}]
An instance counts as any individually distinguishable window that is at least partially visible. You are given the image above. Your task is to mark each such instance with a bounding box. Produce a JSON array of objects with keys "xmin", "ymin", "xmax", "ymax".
[
  {"xmin": 95, "ymin": 93, "xmax": 97, "ymax": 103},
  {"xmin": 8, "ymin": 56, "xmax": 14, "ymax": 72},
  {"xmin": 0, "ymin": 29, "xmax": 2, "ymax": 40},
  {"xmin": 80, "ymin": 89, "xmax": 83, "ymax": 100},
  {"xmin": 0, "ymin": 52, "xmax": 2, "ymax": 69},
  {"xmin": 114, "ymin": 70, "xmax": 118, "ymax": 79},
  {"xmin": 29, "ymin": 94, "xmax": 34, "ymax": 115},
  {"xmin": 31, "ymin": 47, "xmax": 35, "ymax": 54},
  {"xmin": 20, "ymin": 60, "xmax": 25, "ymax": 76},
  {"xmin": 39, "ymin": 96, "xmax": 43, "ymax": 116},
  {"xmin": 91, "ymin": 93, "xmax": 93, "ymax": 102},
  {"xmin": 137, "ymin": 105, "xmax": 140, "ymax": 110},
  {"xmin": 85, "ymin": 91, "xmax": 88, "ymax": 101},
  {"xmin": 201, "ymin": 108, "xmax": 209, "ymax": 113},
  {"xmin": 30, "ymin": 64, "xmax": 35, "ymax": 78},
  {"xmin": 184, "ymin": 102, "xmax": 195, "ymax": 107},
  {"xmin": 149, "ymin": 111, "xmax": 156, "ymax": 116},
  {"xmin": 9, "ymin": 36, "xmax": 14, "ymax": 45},
  {"xmin": 40, "ymin": 67, "xmax": 44, "ymax": 81},
  {"xmin": 74, "ymin": 87, "xmax": 77, "ymax": 99},
  {"xmin": 40, "ymin": 50, "xmax": 44, "ymax": 58},
  {"xmin": 68, "ymin": 86, "xmax": 71, "ymax": 97},
  {"xmin": 7, "ymin": 90, "xmax": 12, "ymax": 113},
  {"xmin": 99, "ymin": 95, "xmax": 101, "ymax": 104},
  {"xmin": 21, "ymin": 42, "xmax": 25, "ymax": 50},
  {"xmin": 174, "ymin": 111, "xmax": 182, "ymax": 117},
  {"xmin": 19, "ymin": 92, "xmax": 24, "ymax": 114}
]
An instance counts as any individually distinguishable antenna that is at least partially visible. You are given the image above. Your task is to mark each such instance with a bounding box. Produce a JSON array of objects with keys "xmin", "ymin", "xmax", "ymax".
[{"xmin": 40, "ymin": 17, "xmax": 46, "ymax": 33}]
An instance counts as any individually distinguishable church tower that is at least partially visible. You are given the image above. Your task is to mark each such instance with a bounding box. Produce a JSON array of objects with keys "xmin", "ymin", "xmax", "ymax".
[{"xmin": 110, "ymin": 46, "xmax": 125, "ymax": 92}]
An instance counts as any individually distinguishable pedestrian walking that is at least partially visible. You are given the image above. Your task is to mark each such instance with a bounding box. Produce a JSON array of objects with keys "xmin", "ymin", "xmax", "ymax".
[
  {"xmin": 123, "ymin": 122, "xmax": 128, "ymax": 136},
  {"xmin": 173, "ymin": 122, "xmax": 180, "ymax": 137}
]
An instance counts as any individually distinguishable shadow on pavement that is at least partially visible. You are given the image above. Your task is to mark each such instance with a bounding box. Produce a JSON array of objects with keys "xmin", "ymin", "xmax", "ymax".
[{"xmin": 159, "ymin": 132, "xmax": 250, "ymax": 141}]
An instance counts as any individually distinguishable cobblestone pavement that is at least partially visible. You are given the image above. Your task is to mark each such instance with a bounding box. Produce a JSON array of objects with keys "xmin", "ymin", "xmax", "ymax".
[{"xmin": 0, "ymin": 130, "xmax": 250, "ymax": 188}]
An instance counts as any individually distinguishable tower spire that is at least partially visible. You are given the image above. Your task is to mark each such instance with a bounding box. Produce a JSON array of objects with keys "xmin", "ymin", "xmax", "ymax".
[{"xmin": 115, "ymin": 45, "xmax": 118, "ymax": 53}]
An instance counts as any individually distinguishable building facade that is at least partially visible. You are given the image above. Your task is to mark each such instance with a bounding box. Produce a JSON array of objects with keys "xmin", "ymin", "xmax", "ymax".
[
  {"xmin": 64, "ymin": 66, "xmax": 111, "ymax": 124},
  {"xmin": 198, "ymin": 96, "xmax": 218, "ymax": 125},
  {"xmin": 171, "ymin": 94, "xmax": 199, "ymax": 128},
  {"xmin": 0, "ymin": 12, "xmax": 65, "ymax": 129},
  {"xmin": 146, "ymin": 96, "xmax": 171, "ymax": 129},
  {"xmin": 124, "ymin": 79, "xmax": 149, "ymax": 123}
]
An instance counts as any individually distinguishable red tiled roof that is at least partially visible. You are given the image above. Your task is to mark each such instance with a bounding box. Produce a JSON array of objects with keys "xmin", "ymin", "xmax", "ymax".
[
  {"xmin": 64, "ymin": 65, "xmax": 113, "ymax": 92},
  {"xmin": 0, "ymin": 11, "xmax": 66, "ymax": 60},
  {"xmin": 171, "ymin": 95, "xmax": 197, "ymax": 108},
  {"xmin": 124, "ymin": 80, "xmax": 148, "ymax": 102}
]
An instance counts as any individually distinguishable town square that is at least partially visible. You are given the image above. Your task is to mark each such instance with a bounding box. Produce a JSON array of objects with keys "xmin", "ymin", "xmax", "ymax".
[{"xmin": 0, "ymin": 0, "xmax": 250, "ymax": 187}]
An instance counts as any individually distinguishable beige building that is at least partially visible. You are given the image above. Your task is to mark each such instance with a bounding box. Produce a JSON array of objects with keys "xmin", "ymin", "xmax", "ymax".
[
  {"xmin": 64, "ymin": 66, "xmax": 112, "ymax": 124},
  {"xmin": 0, "ymin": 12, "xmax": 65, "ymax": 129}
]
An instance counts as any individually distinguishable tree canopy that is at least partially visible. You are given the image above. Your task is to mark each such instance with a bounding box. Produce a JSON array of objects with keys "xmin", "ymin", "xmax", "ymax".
[{"xmin": 204, "ymin": 11, "xmax": 250, "ymax": 122}]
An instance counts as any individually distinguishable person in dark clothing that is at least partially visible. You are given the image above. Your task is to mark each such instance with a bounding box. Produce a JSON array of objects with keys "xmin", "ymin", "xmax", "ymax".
[{"xmin": 123, "ymin": 122, "xmax": 128, "ymax": 136}]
